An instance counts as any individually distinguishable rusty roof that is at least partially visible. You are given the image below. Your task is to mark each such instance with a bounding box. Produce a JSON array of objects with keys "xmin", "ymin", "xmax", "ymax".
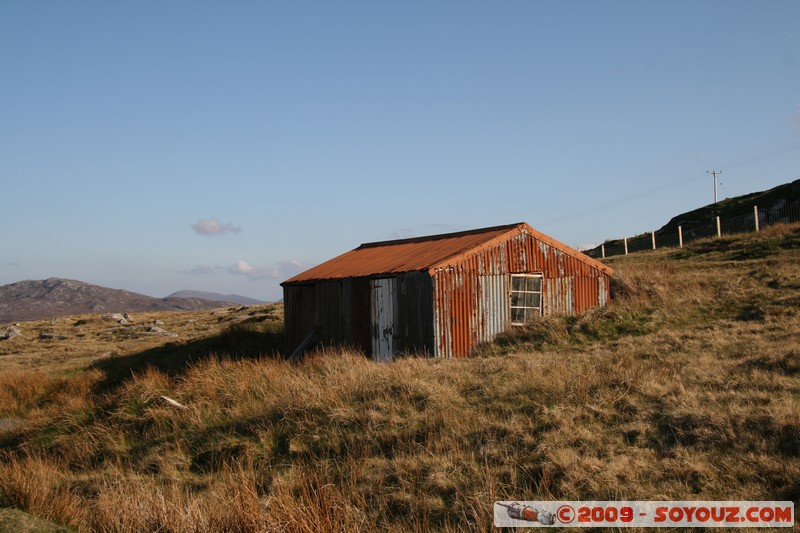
[{"xmin": 282, "ymin": 222, "xmax": 612, "ymax": 284}]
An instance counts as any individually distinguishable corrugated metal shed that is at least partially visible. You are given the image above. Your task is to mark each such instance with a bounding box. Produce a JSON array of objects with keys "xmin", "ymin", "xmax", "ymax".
[{"xmin": 282, "ymin": 222, "xmax": 612, "ymax": 359}]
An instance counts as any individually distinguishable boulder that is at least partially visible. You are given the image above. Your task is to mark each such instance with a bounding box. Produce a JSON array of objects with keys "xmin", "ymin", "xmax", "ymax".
[
  {"xmin": 39, "ymin": 333, "xmax": 68, "ymax": 341},
  {"xmin": 102, "ymin": 312, "xmax": 131, "ymax": 325},
  {"xmin": 147, "ymin": 326, "xmax": 178, "ymax": 337},
  {"xmin": 0, "ymin": 326, "xmax": 21, "ymax": 340}
]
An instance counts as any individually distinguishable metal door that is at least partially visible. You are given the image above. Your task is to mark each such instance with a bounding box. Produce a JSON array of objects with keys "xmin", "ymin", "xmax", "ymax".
[{"xmin": 370, "ymin": 278, "xmax": 394, "ymax": 361}]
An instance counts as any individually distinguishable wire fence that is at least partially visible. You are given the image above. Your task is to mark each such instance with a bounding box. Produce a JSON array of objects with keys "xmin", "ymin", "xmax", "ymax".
[{"xmin": 584, "ymin": 201, "xmax": 800, "ymax": 259}]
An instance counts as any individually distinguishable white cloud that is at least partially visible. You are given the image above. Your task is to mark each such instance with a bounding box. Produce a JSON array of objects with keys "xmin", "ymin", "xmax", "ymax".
[
  {"xmin": 191, "ymin": 218, "xmax": 242, "ymax": 236},
  {"xmin": 228, "ymin": 260, "xmax": 278, "ymax": 280},
  {"xmin": 227, "ymin": 259, "xmax": 304, "ymax": 281},
  {"xmin": 229, "ymin": 260, "xmax": 261, "ymax": 276},
  {"xmin": 276, "ymin": 260, "xmax": 304, "ymax": 277}
]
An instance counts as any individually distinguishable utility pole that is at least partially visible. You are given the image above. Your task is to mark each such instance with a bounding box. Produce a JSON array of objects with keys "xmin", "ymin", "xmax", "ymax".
[{"xmin": 707, "ymin": 170, "xmax": 721, "ymax": 203}]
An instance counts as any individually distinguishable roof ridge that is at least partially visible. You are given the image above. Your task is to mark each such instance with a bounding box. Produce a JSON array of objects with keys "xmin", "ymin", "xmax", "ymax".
[{"xmin": 358, "ymin": 222, "xmax": 524, "ymax": 249}]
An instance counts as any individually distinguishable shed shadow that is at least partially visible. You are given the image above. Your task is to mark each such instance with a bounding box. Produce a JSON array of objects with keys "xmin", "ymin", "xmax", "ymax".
[{"xmin": 89, "ymin": 322, "xmax": 285, "ymax": 394}]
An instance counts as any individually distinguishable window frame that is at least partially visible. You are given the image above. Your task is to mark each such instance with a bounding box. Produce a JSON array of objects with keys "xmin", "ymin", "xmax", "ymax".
[{"xmin": 509, "ymin": 273, "xmax": 543, "ymax": 326}]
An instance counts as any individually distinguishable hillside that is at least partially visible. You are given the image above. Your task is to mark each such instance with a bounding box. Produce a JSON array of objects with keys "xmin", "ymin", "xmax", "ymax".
[
  {"xmin": 168, "ymin": 290, "xmax": 267, "ymax": 306},
  {"xmin": 585, "ymin": 177, "xmax": 800, "ymax": 257},
  {"xmin": 658, "ymin": 177, "xmax": 800, "ymax": 233},
  {"xmin": 0, "ymin": 224, "xmax": 798, "ymax": 531},
  {"xmin": 0, "ymin": 278, "xmax": 236, "ymax": 323}
]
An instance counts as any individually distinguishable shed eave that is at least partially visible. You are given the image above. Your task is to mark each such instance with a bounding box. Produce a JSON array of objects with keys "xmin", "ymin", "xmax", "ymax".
[{"xmin": 282, "ymin": 268, "xmax": 429, "ymax": 286}]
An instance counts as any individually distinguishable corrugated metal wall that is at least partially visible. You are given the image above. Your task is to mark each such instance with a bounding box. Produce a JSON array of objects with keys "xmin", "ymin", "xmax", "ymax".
[
  {"xmin": 284, "ymin": 281, "xmax": 350, "ymax": 355},
  {"xmin": 315, "ymin": 281, "xmax": 342, "ymax": 343},
  {"xmin": 477, "ymin": 274, "xmax": 508, "ymax": 344},
  {"xmin": 284, "ymin": 284, "xmax": 317, "ymax": 355},
  {"xmin": 351, "ymin": 277, "xmax": 371, "ymax": 354},
  {"xmin": 432, "ymin": 232, "xmax": 610, "ymax": 358},
  {"xmin": 395, "ymin": 272, "xmax": 435, "ymax": 356},
  {"xmin": 283, "ymin": 272, "xmax": 434, "ymax": 358}
]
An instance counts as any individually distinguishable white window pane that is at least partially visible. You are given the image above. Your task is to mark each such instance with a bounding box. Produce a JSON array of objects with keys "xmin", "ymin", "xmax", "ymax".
[
  {"xmin": 511, "ymin": 293, "xmax": 523, "ymax": 307},
  {"xmin": 524, "ymin": 293, "xmax": 537, "ymax": 308}
]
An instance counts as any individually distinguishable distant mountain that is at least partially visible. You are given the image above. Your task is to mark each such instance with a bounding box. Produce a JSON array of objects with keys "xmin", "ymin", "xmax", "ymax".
[
  {"xmin": 167, "ymin": 290, "xmax": 267, "ymax": 306},
  {"xmin": 0, "ymin": 278, "xmax": 234, "ymax": 323}
]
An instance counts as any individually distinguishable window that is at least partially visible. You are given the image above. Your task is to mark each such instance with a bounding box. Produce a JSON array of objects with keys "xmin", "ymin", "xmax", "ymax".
[{"xmin": 510, "ymin": 274, "xmax": 542, "ymax": 325}]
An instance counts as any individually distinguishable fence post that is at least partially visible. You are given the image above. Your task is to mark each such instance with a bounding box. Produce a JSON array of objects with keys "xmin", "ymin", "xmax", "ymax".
[
  {"xmin": 624, "ymin": 237, "xmax": 628, "ymax": 255},
  {"xmin": 601, "ymin": 244, "xmax": 605, "ymax": 259},
  {"xmin": 754, "ymin": 205, "xmax": 759, "ymax": 232},
  {"xmin": 651, "ymin": 231, "xmax": 656, "ymax": 250},
  {"xmin": 678, "ymin": 225, "xmax": 683, "ymax": 248},
  {"xmin": 716, "ymin": 216, "xmax": 721, "ymax": 238}
]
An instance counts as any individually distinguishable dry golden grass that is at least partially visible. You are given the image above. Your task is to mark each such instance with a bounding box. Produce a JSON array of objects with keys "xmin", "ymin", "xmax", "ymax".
[
  {"xmin": 0, "ymin": 303, "xmax": 284, "ymax": 374},
  {"xmin": 0, "ymin": 224, "xmax": 799, "ymax": 531}
]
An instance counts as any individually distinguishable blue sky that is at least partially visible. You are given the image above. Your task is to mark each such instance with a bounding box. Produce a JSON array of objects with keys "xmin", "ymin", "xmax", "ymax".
[{"xmin": 2, "ymin": 1, "xmax": 799, "ymax": 301}]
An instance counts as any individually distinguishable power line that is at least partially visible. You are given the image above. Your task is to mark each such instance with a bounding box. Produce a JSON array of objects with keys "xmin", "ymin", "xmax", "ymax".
[
  {"xmin": 718, "ymin": 177, "xmax": 732, "ymax": 198},
  {"xmin": 718, "ymin": 141, "xmax": 800, "ymax": 172},
  {"xmin": 539, "ymin": 140, "xmax": 800, "ymax": 227},
  {"xmin": 707, "ymin": 170, "xmax": 721, "ymax": 203}
]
